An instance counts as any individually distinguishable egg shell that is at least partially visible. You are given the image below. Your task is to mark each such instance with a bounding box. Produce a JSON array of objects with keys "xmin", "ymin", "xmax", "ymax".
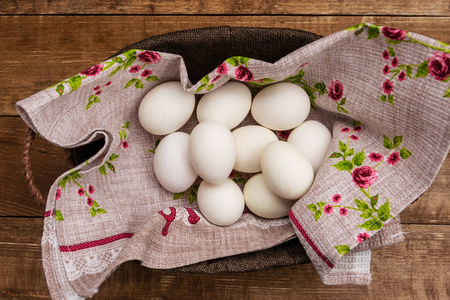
[
  {"xmin": 243, "ymin": 173, "xmax": 294, "ymax": 219},
  {"xmin": 138, "ymin": 81, "xmax": 195, "ymax": 135},
  {"xmin": 287, "ymin": 120, "xmax": 332, "ymax": 173},
  {"xmin": 232, "ymin": 125, "xmax": 278, "ymax": 173},
  {"xmin": 260, "ymin": 141, "xmax": 314, "ymax": 200},
  {"xmin": 251, "ymin": 82, "xmax": 310, "ymax": 130},
  {"xmin": 189, "ymin": 121, "xmax": 236, "ymax": 184},
  {"xmin": 153, "ymin": 132, "xmax": 198, "ymax": 193},
  {"xmin": 197, "ymin": 179, "xmax": 245, "ymax": 226},
  {"xmin": 197, "ymin": 81, "xmax": 252, "ymax": 129}
]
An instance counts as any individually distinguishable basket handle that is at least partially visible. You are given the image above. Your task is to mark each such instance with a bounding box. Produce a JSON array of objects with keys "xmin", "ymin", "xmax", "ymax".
[{"xmin": 22, "ymin": 128, "xmax": 74, "ymax": 207}]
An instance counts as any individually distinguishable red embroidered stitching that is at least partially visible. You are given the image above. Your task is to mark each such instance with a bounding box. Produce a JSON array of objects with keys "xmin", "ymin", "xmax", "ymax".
[
  {"xmin": 185, "ymin": 207, "xmax": 200, "ymax": 224},
  {"xmin": 59, "ymin": 233, "xmax": 134, "ymax": 252},
  {"xmin": 158, "ymin": 207, "xmax": 177, "ymax": 236}
]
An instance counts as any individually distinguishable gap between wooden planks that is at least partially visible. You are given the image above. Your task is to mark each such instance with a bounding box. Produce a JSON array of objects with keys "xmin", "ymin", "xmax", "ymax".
[
  {"xmin": 1, "ymin": 16, "xmax": 450, "ymax": 116},
  {"xmin": 0, "ymin": 0, "xmax": 449, "ymax": 16},
  {"xmin": 1, "ymin": 117, "xmax": 449, "ymax": 223},
  {"xmin": 0, "ymin": 218, "xmax": 448, "ymax": 299}
]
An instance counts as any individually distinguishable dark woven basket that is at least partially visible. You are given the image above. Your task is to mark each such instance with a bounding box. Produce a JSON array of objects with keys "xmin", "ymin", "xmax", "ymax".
[{"xmin": 23, "ymin": 26, "xmax": 323, "ymax": 273}]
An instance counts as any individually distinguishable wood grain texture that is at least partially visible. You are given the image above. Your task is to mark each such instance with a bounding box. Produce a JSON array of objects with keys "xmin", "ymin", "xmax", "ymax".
[
  {"xmin": 0, "ymin": 118, "xmax": 68, "ymax": 216},
  {"xmin": 2, "ymin": 6, "xmax": 449, "ymax": 299},
  {"xmin": 2, "ymin": 16, "xmax": 450, "ymax": 116},
  {"xmin": 2, "ymin": 117, "xmax": 449, "ymax": 221},
  {"xmin": 400, "ymin": 155, "xmax": 450, "ymax": 224},
  {"xmin": 0, "ymin": 0, "xmax": 449, "ymax": 16},
  {"xmin": 0, "ymin": 219, "xmax": 447, "ymax": 299},
  {"xmin": 0, "ymin": 218, "xmax": 48, "ymax": 299}
]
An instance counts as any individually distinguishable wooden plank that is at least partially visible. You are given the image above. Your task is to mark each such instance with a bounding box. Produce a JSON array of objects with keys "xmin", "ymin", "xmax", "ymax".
[
  {"xmin": 0, "ymin": 117, "xmax": 67, "ymax": 216},
  {"xmin": 0, "ymin": 0, "xmax": 449, "ymax": 16},
  {"xmin": 0, "ymin": 218, "xmax": 48, "ymax": 299},
  {"xmin": 401, "ymin": 155, "xmax": 450, "ymax": 224},
  {"xmin": 2, "ymin": 117, "xmax": 449, "ymax": 221},
  {"xmin": 2, "ymin": 16, "xmax": 450, "ymax": 116},
  {"xmin": 0, "ymin": 219, "xmax": 448, "ymax": 299}
]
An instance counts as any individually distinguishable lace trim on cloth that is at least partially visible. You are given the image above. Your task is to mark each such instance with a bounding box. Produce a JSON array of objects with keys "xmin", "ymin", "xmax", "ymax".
[{"xmin": 63, "ymin": 247, "xmax": 123, "ymax": 281}]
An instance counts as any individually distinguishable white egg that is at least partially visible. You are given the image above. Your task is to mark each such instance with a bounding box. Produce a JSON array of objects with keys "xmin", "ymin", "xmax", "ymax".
[
  {"xmin": 260, "ymin": 141, "xmax": 314, "ymax": 200},
  {"xmin": 287, "ymin": 120, "xmax": 332, "ymax": 174},
  {"xmin": 153, "ymin": 132, "xmax": 198, "ymax": 193},
  {"xmin": 189, "ymin": 121, "xmax": 235, "ymax": 184},
  {"xmin": 138, "ymin": 81, "xmax": 195, "ymax": 135},
  {"xmin": 251, "ymin": 82, "xmax": 310, "ymax": 130},
  {"xmin": 197, "ymin": 81, "xmax": 252, "ymax": 129},
  {"xmin": 197, "ymin": 179, "xmax": 245, "ymax": 226},
  {"xmin": 232, "ymin": 125, "xmax": 278, "ymax": 173},
  {"xmin": 243, "ymin": 173, "xmax": 294, "ymax": 219}
]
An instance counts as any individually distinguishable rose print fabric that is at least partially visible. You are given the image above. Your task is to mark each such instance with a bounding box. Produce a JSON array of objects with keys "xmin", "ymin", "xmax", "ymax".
[{"xmin": 16, "ymin": 24, "xmax": 449, "ymax": 299}]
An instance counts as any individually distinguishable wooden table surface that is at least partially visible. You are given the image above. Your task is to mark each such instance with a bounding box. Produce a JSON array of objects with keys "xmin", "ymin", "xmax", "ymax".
[{"xmin": 1, "ymin": 1, "xmax": 449, "ymax": 299}]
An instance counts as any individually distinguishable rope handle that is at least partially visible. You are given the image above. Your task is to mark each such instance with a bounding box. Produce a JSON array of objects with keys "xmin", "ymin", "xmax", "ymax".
[{"xmin": 22, "ymin": 128, "xmax": 74, "ymax": 207}]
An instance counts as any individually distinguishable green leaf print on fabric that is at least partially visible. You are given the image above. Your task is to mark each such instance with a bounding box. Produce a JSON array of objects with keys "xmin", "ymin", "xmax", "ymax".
[
  {"xmin": 306, "ymin": 121, "xmax": 412, "ymax": 255},
  {"xmin": 348, "ymin": 23, "xmax": 450, "ymax": 101},
  {"xmin": 334, "ymin": 245, "xmax": 351, "ymax": 255},
  {"xmin": 57, "ymin": 170, "xmax": 107, "ymax": 219},
  {"xmin": 285, "ymin": 69, "xmax": 349, "ymax": 112},
  {"xmin": 86, "ymin": 80, "xmax": 112, "ymax": 110},
  {"xmin": 171, "ymin": 184, "xmax": 200, "ymax": 204},
  {"xmin": 99, "ymin": 122, "xmax": 129, "ymax": 175}
]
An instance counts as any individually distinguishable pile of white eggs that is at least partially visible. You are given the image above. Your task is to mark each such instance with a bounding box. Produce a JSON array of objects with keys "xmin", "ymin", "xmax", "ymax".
[{"xmin": 138, "ymin": 81, "xmax": 332, "ymax": 226}]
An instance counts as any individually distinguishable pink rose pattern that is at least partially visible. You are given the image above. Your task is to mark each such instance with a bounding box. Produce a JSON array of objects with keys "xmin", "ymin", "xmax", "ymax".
[
  {"xmin": 323, "ymin": 204, "xmax": 334, "ymax": 215},
  {"xmin": 327, "ymin": 80, "xmax": 349, "ymax": 113},
  {"xmin": 368, "ymin": 152, "xmax": 384, "ymax": 162},
  {"xmin": 57, "ymin": 170, "xmax": 107, "ymax": 219},
  {"xmin": 196, "ymin": 58, "xmax": 350, "ymax": 115},
  {"xmin": 382, "ymin": 27, "xmax": 407, "ymax": 41},
  {"xmin": 387, "ymin": 151, "xmax": 401, "ymax": 166},
  {"xmin": 357, "ymin": 232, "xmax": 370, "ymax": 243},
  {"xmin": 50, "ymin": 25, "xmax": 434, "ymax": 226},
  {"xmin": 81, "ymin": 64, "xmax": 103, "ymax": 77},
  {"xmin": 138, "ymin": 51, "xmax": 161, "ymax": 64},
  {"xmin": 123, "ymin": 50, "xmax": 160, "ymax": 90},
  {"xmin": 307, "ymin": 120, "xmax": 412, "ymax": 255},
  {"xmin": 55, "ymin": 121, "xmax": 132, "ymax": 220},
  {"xmin": 128, "ymin": 65, "xmax": 142, "ymax": 74},
  {"xmin": 53, "ymin": 49, "xmax": 161, "ymax": 97},
  {"xmin": 283, "ymin": 69, "xmax": 349, "ymax": 113},
  {"xmin": 140, "ymin": 69, "xmax": 152, "ymax": 78},
  {"xmin": 339, "ymin": 207, "xmax": 348, "ymax": 216},
  {"xmin": 216, "ymin": 62, "xmax": 229, "ymax": 75},
  {"xmin": 391, "ymin": 57, "xmax": 399, "ymax": 68},
  {"xmin": 55, "ymin": 188, "xmax": 62, "ymax": 201},
  {"xmin": 235, "ymin": 65, "xmax": 254, "ymax": 81},
  {"xmin": 86, "ymin": 80, "xmax": 114, "ymax": 110},
  {"xmin": 428, "ymin": 51, "xmax": 450, "ymax": 81},
  {"xmin": 328, "ymin": 80, "xmax": 343, "ymax": 101},
  {"xmin": 100, "ymin": 121, "xmax": 130, "ymax": 175},
  {"xmin": 352, "ymin": 166, "xmax": 378, "ymax": 188},
  {"xmin": 332, "ymin": 194, "xmax": 342, "ymax": 203},
  {"xmin": 382, "ymin": 79, "xmax": 394, "ymax": 95},
  {"xmin": 348, "ymin": 23, "xmax": 450, "ymax": 103}
]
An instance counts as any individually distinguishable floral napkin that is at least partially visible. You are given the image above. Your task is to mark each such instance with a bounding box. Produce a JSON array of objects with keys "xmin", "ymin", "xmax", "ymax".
[{"xmin": 16, "ymin": 23, "xmax": 449, "ymax": 299}]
